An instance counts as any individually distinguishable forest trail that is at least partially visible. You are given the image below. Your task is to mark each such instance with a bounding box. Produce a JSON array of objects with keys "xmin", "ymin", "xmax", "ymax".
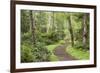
[{"xmin": 54, "ymin": 44, "xmax": 76, "ymax": 61}]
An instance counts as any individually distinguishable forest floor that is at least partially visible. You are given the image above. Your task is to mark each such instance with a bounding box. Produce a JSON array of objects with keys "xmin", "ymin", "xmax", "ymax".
[{"xmin": 53, "ymin": 44, "xmax": 76, "ymax": 61}]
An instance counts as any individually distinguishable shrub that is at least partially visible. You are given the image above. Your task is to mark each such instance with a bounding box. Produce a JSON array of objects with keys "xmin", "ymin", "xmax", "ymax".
[
  {"xmin": 33, "ymin": 42, "xmax": 51, "ymax": 62},
  {"xmin": 21, "ymin": 32, "xmax": 32, "ymax": 43},
  {"xmin": 34, "ymin": 30, "xmax": 66, "ymax": 45},
  {"xmin": 48, "ymin": 30, "xmax": 66, "ymax": 43},
  {"xmin": 21, "ymin": 43, "xmax": 35, "ymax": 62},
  {"xmin": 21, "ymin": 42, "xmax": 51, "ymax": 62}
]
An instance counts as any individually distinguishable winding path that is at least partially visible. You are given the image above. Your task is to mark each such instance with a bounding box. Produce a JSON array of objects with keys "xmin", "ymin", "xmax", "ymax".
[{"xmin": 53, "ymin": 44, "xmax": 76, "ymax": 61}]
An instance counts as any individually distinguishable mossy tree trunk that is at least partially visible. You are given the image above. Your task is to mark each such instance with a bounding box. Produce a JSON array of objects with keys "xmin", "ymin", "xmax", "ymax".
[
  {"xmin": 30, "ymin": 10, "xmax": 36, "ymax": 45},
  {"xmin": 68, "ymin": 13, "xmax": 74, "ymax": 47},
  {"xmin": 82, "ymin": 13, "xmax": 87, "ymax": 49}
]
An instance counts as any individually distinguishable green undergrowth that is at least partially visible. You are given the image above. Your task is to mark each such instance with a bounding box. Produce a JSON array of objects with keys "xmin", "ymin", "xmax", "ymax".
[{"xmin": 66, "ymin": 47, "xmax": 90, "ymax": 60}]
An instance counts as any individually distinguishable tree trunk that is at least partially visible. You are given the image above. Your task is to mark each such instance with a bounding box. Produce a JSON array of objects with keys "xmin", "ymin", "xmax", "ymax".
[
  {"xmin": 52, "ymin": 12, "xmax": 57, "ymax": 32},
  {"xmin": 68, "ymin": 13, "xmax": 74, "ymax": 47},
  {"xmin": 82, "ymin": 13, "xmax": 87, "ymax": 49},
  {"xmin": 52, "ymin": 12, "xmax": 55, "ymax": 31},
  {"xmin": 30, "ymin": 10, "xmax": 36, "ymax": 45},
  {"xmin": 47, "ymin": 12, "xmax": 51, "ymax": 33}
]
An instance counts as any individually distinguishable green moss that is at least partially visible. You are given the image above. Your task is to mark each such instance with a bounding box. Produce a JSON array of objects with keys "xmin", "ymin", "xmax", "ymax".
[
  {"xmin": 58, "ymin": 40, "xmax": 65, "ymax": 44},
  {"xmin": 46, "ymin": 44, "xmax": 60, "ymax": 61},
  {"xmin": 46, "ymin": 44, "xmax": 58, "ymax": 52},
  {"xmin": 66, "ymin": 47, "xmax": 90, "ymax": 60},
  {"xmin": 49, "ymin": 54, "xmax": 59, "ymax": 61}
]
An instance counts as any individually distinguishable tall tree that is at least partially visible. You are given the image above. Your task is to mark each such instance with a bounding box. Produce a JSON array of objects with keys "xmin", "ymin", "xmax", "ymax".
[
  {"xmin": 52, "ymin": 12, "xmax": 57, "ymax": 32},
  {"xmin": 21, "ymin": 10, "xmax": 30, "ymax": 33},
  {"xmin": 82, "ymin": 13, "xmax": 87, "ymax": 49},
  {"xmin": 52, "ymin": 12, "xmax": 55, "ymax": 31},
  {"xmin": 47, "ymin": 12, "xmax": 52, "ymax": 33},
  {"xmin": 30, "ymin": 10, "xmax": 36, "ymax": 45},
  {"xmin": 68, "ymin": 13, "xmax": 74, "ymax": 47}
]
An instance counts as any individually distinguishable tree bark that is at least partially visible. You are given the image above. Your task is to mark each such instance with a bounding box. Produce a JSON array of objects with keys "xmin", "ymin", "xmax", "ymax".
[
  {"xmin": 52, "ymin": 12, "xmax": 57, "ymax": 32},
  {"xmin": 52, "ymin": 12, "xmax": 55, "ymax": 31},
  {"xmin": 30, "ymin": 10, "xmax": 36, "ymax": 45},
  {"xmin": 68, "ymin": 13, "xmax": 74, "ymax": 47},
  {"xmin": 47, "ymin": 12, "xmax": 51, "ymax": 33},
  {"xmin": 82, "ymin": 13, "xmax": 87, "ymax": 49}
]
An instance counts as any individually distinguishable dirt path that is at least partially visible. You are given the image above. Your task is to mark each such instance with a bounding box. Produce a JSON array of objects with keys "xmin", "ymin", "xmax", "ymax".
[{"xmin": 54, "ymin": 44, "xmax": 76, "ymax": 61}]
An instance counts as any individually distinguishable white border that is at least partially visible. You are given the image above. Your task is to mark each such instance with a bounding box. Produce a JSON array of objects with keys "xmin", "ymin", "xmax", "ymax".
[{"xmin": 16, "ymin": 4, "xmax": 94, "ymax": 69}]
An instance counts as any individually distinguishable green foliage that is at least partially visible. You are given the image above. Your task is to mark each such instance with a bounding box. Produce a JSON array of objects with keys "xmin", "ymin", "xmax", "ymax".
[
  {"xmin": 47, "ymin": 31, "xmax": 66, "ymax": 44},
  {"xmin": 21, "ymin": 32, "xmax": 32, "ymax": 43},
  {"xmin": 21, "ymin": 42, "xmax": 51, "ymax": 62},
  {"xmin": 21, "ymin": 10, "xmax": 30, "ymax": 33},
  {"xmin": 35, "ymin": 12, "xmax": 48, "ymax": 33},
  {"xmin": 49, "ymin": 54, "xmax": 59, "ymax": 61},
  {"xmin": 66, "ymin": 47, "xmax": 89, "ymax": 60},
  {"xmin": 21, "ymin": 10, "xmax": 90, "ymax": 62},
  {"xmin": 33, "ymin": 42, "xmax": 51, "ymax": 62},
  {"xmin": 35, "ymin": 30, "xmax": 66, "ymax": 45},
  {"xmin": 58, "ymin": 40, "xmax": 66, "ymax": 44},
  {"xmin": 21, "ymin": 43, "xmax": 35, "ymax": 62}
]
